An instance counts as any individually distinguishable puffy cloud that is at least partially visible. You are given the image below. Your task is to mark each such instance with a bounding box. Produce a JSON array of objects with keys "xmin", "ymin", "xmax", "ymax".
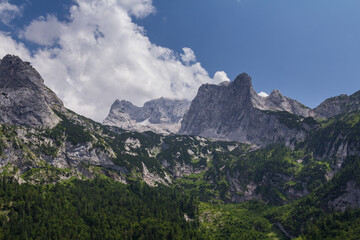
[
  {"xmin": 0, "ymin": 32, "xmax": 30, "ymax": 60},
  {"xmin": 20, "ymin": 15, "xmax": 63, "ymax": 46},
  {"xmin": 180, "ymin": 47, "xmax": 196, "ymax": 64},
  {"xmin": 115, "ymin": 0, "xmax": 155, "ymax": 18},
  {"xmin": 258, "ymin": 91, "xmax": 269, "ymax": 97},
  {"xmin": 0, "ymin": 0, "xmax": 228, "ymax": 122},
  {"xmin": 0, "ymin": 0, "xmax": 22, "ymax": 25},
  {"xmin": 213, "ymin": 71, "xmax": 230, "ymax": 83}
]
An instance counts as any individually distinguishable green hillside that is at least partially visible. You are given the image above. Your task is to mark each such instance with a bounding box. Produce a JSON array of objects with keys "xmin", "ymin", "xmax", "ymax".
[{"xmin": 0, "ymin": 110, "xmax": 360, "ymax": 239}]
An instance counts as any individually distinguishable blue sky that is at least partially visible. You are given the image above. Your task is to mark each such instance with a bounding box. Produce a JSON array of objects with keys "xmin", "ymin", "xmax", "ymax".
[
  {"xmin": 136, "ymin": 0, "xmax": 360, "ymax": 107},
  {"xmin": 0, "ymin": 0, "xmax": 359, "ymax": 121}
]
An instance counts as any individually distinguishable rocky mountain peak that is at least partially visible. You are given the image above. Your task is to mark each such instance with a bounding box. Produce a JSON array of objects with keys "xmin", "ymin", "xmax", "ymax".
[
  {"xmin": 1, "ymin": 54, "xmax": 22, "ymax": 66},
  {"xmin": 112, "ymin": 99, "xmax": 135, "ymax": 110},
  {"xmin": 252, "ymin": 87, "xmax": 311, "ymax": 117},
  {"xmin": 1, "ymin": 54, "xmax": 24, "ymax": 65},
  {"xmin": 233, "ymin": 72, "xmax": 252, "ymax": 88},
  {"xmin": 269, "ymin": 89, "xmax": 282, "ymax": 97},
  {"xmin": 0, "ymin": 54, "xmax": 44, "ymax": 88},
  {"xmin": 0, "ymin": 55, "xmax": 65, "ymax": 128},
  {"xmin": 231, "ymin": 73, "xmax": 256, "ymax": 101},
  {"xmin": 180, "ymin": 73, "xmax": 314, "ymax": 145}
]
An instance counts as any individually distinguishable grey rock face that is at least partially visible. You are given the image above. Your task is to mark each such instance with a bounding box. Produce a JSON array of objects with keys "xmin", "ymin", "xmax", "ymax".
[
  {"xmin": 311, "ymin": 91, "xmax": 360, "ymax": 119},
  {"xmin": 103, "ymin": 97, "xmax": 191, "ymax": 134},
  {"xmin": 0, "ymin": 55, "xmax": 65, "ymax": 128},
  {"xmin": 328, "ymin": 181, "xmax": 360, "ymax": 211},
  {"xmin": 179, "ymin": 73, "xmax": 315, "ymax": 146}
]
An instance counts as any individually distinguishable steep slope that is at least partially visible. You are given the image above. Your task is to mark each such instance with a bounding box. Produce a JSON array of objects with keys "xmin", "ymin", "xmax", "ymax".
[
  {"xmin": 179, "ymin": 73, "xmax": 316, "ymax": 146},
  {"xmin": 0, "ymin": 55, "xmax": 65, "ymax": 128},
  {"xmin": 267, "ymin": 155, "xmax": 360, "ymax": 238},
  {"xmin": 103, "ymin": 98, "xmax": 191, "ymax": 134},
  {"xmin": 304, "ymin": 110, "xmax": 360, "ymax": 169},
  {"xmin": 311, "ymin": 90, "xmax": 360, "ymax": 119}
]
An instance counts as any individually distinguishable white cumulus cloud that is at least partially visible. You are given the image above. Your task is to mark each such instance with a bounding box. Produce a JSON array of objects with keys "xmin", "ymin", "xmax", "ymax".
[
  {"xmin": 213, "ymin": 71, "xmax": 230, "ymax": 83},
  {"xmin": 0, "ymin": 32, "xmax": 30, "ymax": 59},
  {"xmin": 0, "ymin": 0, "xmax": 22, "ymax": 25},
  {"xmin": 0, "ymin": 0, "xmax": 228, "ymax": 122},
  {"xmin": 20, "ymin": 15, "xmax": 63, "ymax": 46}
]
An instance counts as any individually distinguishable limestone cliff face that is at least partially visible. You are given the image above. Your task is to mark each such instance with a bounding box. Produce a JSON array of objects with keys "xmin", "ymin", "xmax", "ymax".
[
  {"xmin": 0, "ymin": 55, "xmax": 65, "ymax": 128},
  {"xmin": 179, "ymin": 73, "xmax": 315, "ymax": 146},
  {"xmin": 103, "ymin": 98, "xmax": 191, "ymax": 134},
  {"xmin": 311, "ymin": 90, "xmax": 360, "ymax": 119}
]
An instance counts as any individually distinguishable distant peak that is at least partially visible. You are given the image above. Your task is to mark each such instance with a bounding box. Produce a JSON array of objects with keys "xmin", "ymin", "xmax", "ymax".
[
  {"xmin": 115, "ymin": 99, "xmax": 130, "ymax": 103},
  {"xmin": 270, "ymin": 89, "xmax": 282, "ymax": 96},
  {"xmin": 112, "ymin": 99, "xmax": 135, "ymax": 108}
]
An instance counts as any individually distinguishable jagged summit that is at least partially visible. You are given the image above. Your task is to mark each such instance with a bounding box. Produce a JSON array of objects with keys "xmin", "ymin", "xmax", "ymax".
[
  {"xmin": 103, "ymin": 97, "xmax": 191, "ymax": 134},
  {"xmin": 179, "ymin": 73, "xmax": 314, "ymax": 145},
  {"xmin": 0, "ymin": 55, "xmax": 65, "ymax": 128},
  {"xmin": 112, "ymin": 99, "xmax": 134, "ymax": 109}
]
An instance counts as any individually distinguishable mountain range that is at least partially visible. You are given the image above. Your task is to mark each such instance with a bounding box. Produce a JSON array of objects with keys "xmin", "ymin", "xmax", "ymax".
[
  {"xmin": 105, "ymin": 72, "xmax": 360, "ymax": 147},
  {"xmin": 1, "ymin": 54, "xmax": 360, "ymax": 239}
]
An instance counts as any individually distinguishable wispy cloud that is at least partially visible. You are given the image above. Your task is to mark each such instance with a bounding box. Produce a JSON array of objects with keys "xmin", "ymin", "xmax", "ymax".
[
  {"xmin": 180, "ymin": 47, "xmax": 196, "ymax": 65},
  {"xmin": 0, "ymin": 0, "xmax": 22, "ymax": 25},
  {"xmin": 0, "ymin": 0, "xmax": 229, "ymax": 122}
]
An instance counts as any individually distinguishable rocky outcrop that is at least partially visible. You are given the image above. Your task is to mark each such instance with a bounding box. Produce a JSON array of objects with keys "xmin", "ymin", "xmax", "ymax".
[
  {"xmin": 328, "ymin": 181, "xmax": 360, "ymax": 211},
  {"xmin": 103, "ymin": 97, "xmax": 190, "ymax": 134},
  {"xmin": 179, "ymin": 73, "xmax": 316, "ymax": 146},
  {"xmin": 311, "ymin": 91, "xmax": 360, "ymax": 119},
  {"xmin": 0, "ymin": 55, "xmax": 65, "ymax": 128}
]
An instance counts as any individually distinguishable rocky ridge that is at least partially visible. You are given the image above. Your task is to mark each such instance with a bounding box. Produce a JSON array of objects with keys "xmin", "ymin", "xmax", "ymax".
[{"xmin": 311, "ymin": 90, "xmax": 360, "ymax": 119}]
